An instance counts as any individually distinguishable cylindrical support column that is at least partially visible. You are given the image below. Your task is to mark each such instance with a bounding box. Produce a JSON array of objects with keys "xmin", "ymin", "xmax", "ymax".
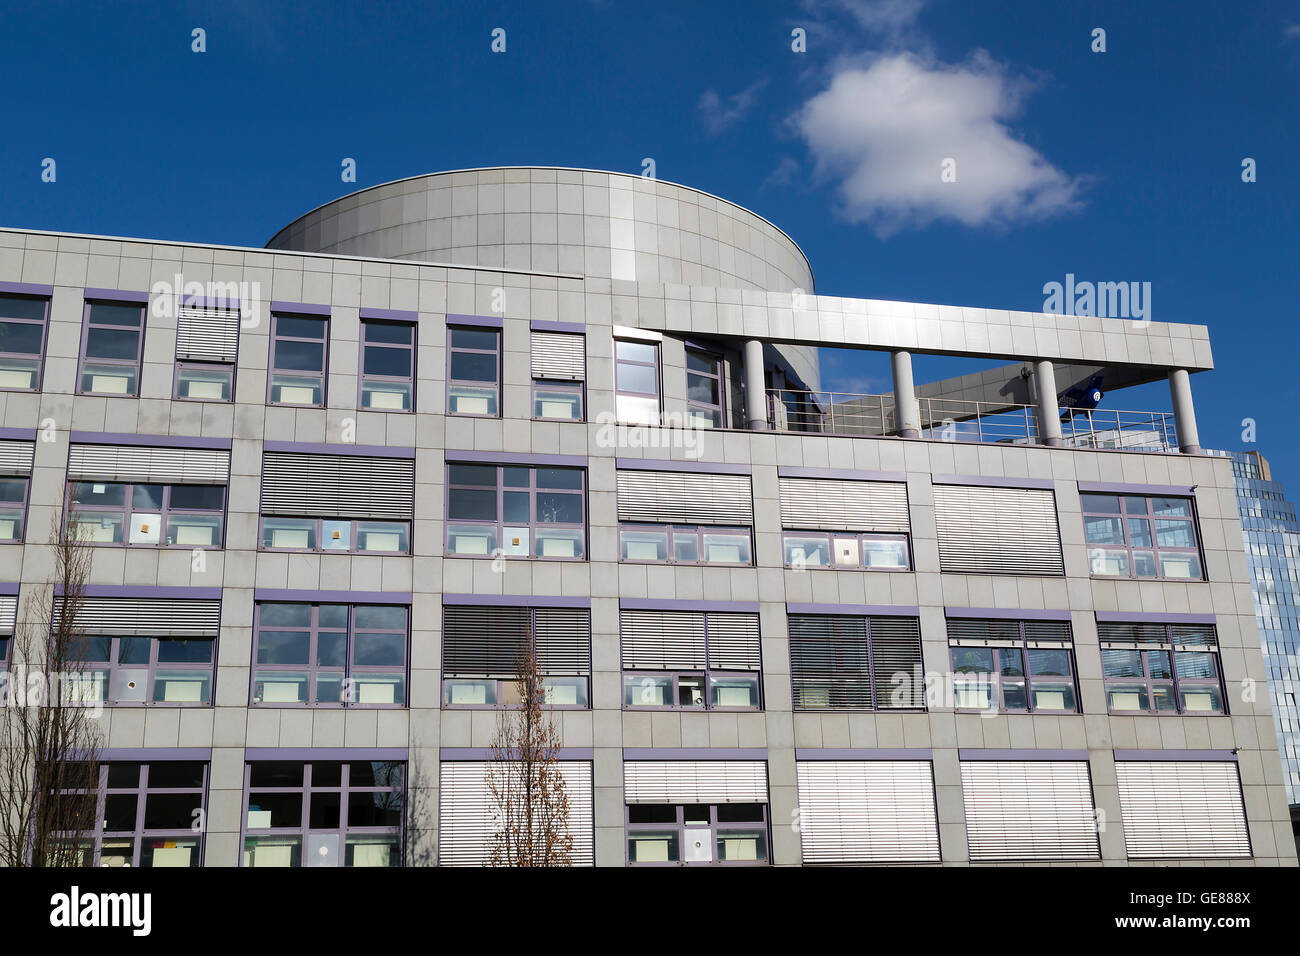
[
  {"xmin": 743, "ymin": 339, "xmax": 768, "ymax": 430},
  {"xmin": 1168, "ymin": 368, "xmax": 1201, "ymax": 454},
  {"xmin": 891, "ymin": 350, "xmax": 921, "ymax": 438},
  {"xmin": 1034, "ymin": 360, "xmax": 1063, "ymax": 447}
]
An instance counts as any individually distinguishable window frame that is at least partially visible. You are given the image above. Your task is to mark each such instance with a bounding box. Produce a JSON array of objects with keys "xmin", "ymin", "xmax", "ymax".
[
  {"xmin": 250, "ymin": 602, "xmax": 410, "ymax": 708},
  {"xmin": 618, "ymin": 522, "xmax": 753, "ymax": 566},
  {"xmin": 173, "ymin": 360, "xmax": 235, "ymax": 403},
  {"xmin": 267, "ymin": 311, "xmax": 329, "ymax": 407},
  {"xmin": 65, "ymin": 480, "xmax": 227, "ymax": 549},
  {"xmin": 614, "ymin": 337, "xmax": 661, "ymax": 425},
  {"xmin": 358, "ymin": 318, "xmax": 416, "ymax": 412},
  {"xmin": 78, "ymin": 299, "xmax": 146, "ymax": 397},
  {"xmin": 445, "ymin": 462, "xmax": 587, "ymax": 561},
  {"xmin": 947, "ymin": 620, "xmax": 1081, "ymax": 715},
  {"xmin": 1082, "ymin": 493, "xmax": 1205, "ymax": 581},
  {"xmin": 531, "ymin": 379, "xmax": 585, "ymax": 422},
  {"xmin": 69, "ymin": 634, "xmax": 217, "ymax": 707},
  {"xmin": 0, "ymin": 475, "xmax": 31, "ymax": 544},
  {"xmin": 257, "ymin": 516, "xmax": 411, "ymax": 555},
  {"xmin": 684, "ymin": 345, "xmax": 726, "ymax": 428},
  {"xmin": 788, "ymin": 614, "xmax": 926, "ymax": 712},
  {"xmin": 625, "ymin": 802, "xmax": 770, "ymax": 866},
  {"xmin": 0, "ymin": 292, "xmax": 50, "ymax": 392},
  {"xmin": 781, "ymin": 530, "xmax": 912, "ymax": 571},
  {"xmin": 446, "ymin": 325, "xmax": 501, "ymax": 417},
  {"xmin": 1101, "ymin": 623, "xmax": 1227, "ymax": 716}
]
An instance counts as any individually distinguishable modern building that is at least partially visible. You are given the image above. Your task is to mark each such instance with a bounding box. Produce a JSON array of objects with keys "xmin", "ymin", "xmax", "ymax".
[
  {"xmin": 1211, "ymin": 449, "xmax": 1300, "ymax": 846},
  {"xmin": 0, "ymin": 166, "xmax": 1294, "ymax": 867}
]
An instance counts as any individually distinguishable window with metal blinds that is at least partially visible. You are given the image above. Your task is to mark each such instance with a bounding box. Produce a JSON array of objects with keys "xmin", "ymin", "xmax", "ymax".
[
  {"xmin": 529, "ymin": 331, "xmax": 585, "ymax": 381},
  {"xmin": 616, "ymin": 470, "xmax": 753, "ymax": 526},
  {"xmin": 788, "ymin": 614, "xmax": 924, "ymax": 710},
  {"xmin": 623, "ymin": 760, "xmax": 769, "ymax": 804},
  {"xmin": 442, "ymin": 605, "xmax": 591, "ymax": 679},
  {"xmin": 795, "ymin": 761, "xmax": 941, "ymax": 864},
  {"xmin": 1115, "ymin": 761, "xmax": 1251, "ymax": 859},
  {"xmin": 175, "ymin": 304, "xmax": 240, "ymax": 363},
  {"xmin": 51, "ymin": 597, "xmax": 221, "ymax": 637},
  {"xmin": 437, "ymin": 760, "xmax": 595, "ymax": 866},
  {"xmin": 932, "ymin": 484, "xmax": 1064, "ymax": 575},
  {"xmin": 260, "ymin": 451, "xmax": 414, "ymax": 520},
  {"xmin": 618, "ymin": 609, "xmax": 761, "ymax": 671},
  {"xmin": 0, "ymin": 595, "xmax": 17, "ymax": 635},
  {"xmin": 0, "ymin": 440, "xmax": 34, "ymax": 476},
  {"xmin": 1097, "ymin": 621, "xmax": 1218, "ymax": 651},
  {"xmin": 67, "ymin": 444, "xmax": 230, "ymax": 485},
  {"xmin": 947, "ymin": 618, "xmax": 1073, "ymax": 648},
  {"xmin": 959, "ymin": 761, "xmax": 1100, "ymax": 861},
  {"xmin": 777, "ymin": 477, "xmax": 909, "ymax": 533}
]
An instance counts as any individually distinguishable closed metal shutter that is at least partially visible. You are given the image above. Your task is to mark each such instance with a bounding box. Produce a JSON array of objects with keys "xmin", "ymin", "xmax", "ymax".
[
  {"xmin": 796, "ymin": 760, "xmax": 941, "ymax": 864},
  {"xmin": 616, "ymin": 470, "xmax": 753, "ymax": 526},
  {"xmin": 1116, "ymin": 761, "xmax": 1251, "ymax": 859},
  {"xmin": 443, "ymin": 605, "xmax": 591, "ymax": 678},
  {"xmin": 960, "ymin": 761, "xmax": 1100, "ymax": 861},
  {"xmin": 175, "ymin": 304, "xmax": 240, "ymax": 363},
  {"xmin": 53, "ymin": 597, "xmax": 221, "ymax": 638},
  {"xmin": 624, "ymin": 760, "xmax": 768, "ymax": 804},
  {"xmin": 947, "ymin": 619, "xmax": 1073, "ymax": 649},
  {"xmin": 619, "ymin": 609, "xmax": 760, "ymax": 672},
  {"xmin": 530, "ymin": 331, "xmax": 585, "ymax": 381},
  {"xmin": 67, "ymin": 444, "xmax": 230, "ymax": 485},
  {"xmin": 778, "ymin": 478, "xmax": 909, "ymax": 533},
  {"xmin": 1098, "ymin": 621, "xmax": 1218, "ymax": 652},
  {"xmin": 260, "ymin": 452, "xmax": 414, "ymax": 520},
  {"xmin": 0, "ymin": 440, "xmax": 35, "ymax": 476},
  {"xmin": 0, "ymin": 595, "xmax": 17, "ymax": 635},
  {"xmin": 437, "ymin": 760, "xmax": 595, "ymax": 866},
  {"xmin": 788, "ymin": 614, "xmax": 923, "ymax": 710},
  {"xmin": 933, "ymin": 485, "xmax": 1063, "ymax": 575}
]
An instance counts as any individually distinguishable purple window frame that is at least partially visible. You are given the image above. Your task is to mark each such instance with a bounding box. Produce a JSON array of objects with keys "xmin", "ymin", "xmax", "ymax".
[
  {"xmin": 241, "ymin": 760, "xmax": 405, "ymax": 868},
  {"xmin": 618, "ymin": 522, "xmax": 753, "ymax": 566},
  {"xmin": 250, "ymin": 602, "xmax": 410, "ymax": 708},
  {"xmin": 947, "ymin": 619, "xmax": 1080, "ymax": 714},
  {"xmin": 445, "ymin": 462, "xmax": 587, "ymax": 560},
  {"xmin": 446, "ymin": 325, "xmax": 500, "ymax": 417},
  {"xmin": 788, "ymin": 613, "xmax": 926, "ymax": 711},
  {"xmin": 614, "ymin": 338, "xmax": 661, "ymax": 424},
  {"xmin": 685, "ymin": 346, "xmax": 725, "ymax": 428},
  {"xmin": 532, "ymin": 379, "xmax": 585, "ymax": 422},
  {"xmin": 72, "ymin": 633, "xmax": 216, "ymax": 706},
  {"xmin": 781, "ymin": 530, "xmax": 912, "ymax": 571},
  {"xmin": 359, "ymin": 318, "xmax": 416, "ymax": 412},
  {"xmin": 0, "ymin": 474, "xmax": 31, "ymax": 544},
  {"xmin": 0, "ymin": 292, "xmax": 50, "ymax": 392},
  {"xmin": 257, "ymin": 515, "xmax": 411, "ymax": 555},
  {"xmin": 78, "ymin": 299, "xmax": 146, "ymax": 397},
  {"xmin": 173, "ymin": 360, "xmax": 235, "ymax": 403},
  {"xmin": 1100, "ymin": 622, "xmax": 1227, "ymax": 716},
  {"xmin": 57, "ymin": 761, "xmax": 208, "ymax": 867},
  {"xmin": 65, "ymin": 480, "xmax": 226, "ymax": 549},
  {"xmin": 268, "ymin": 312, "xmax": 329, "ymax": 407},
  {"xmin": 1081, "ymin": 493, "xmax": 1205, "ymax": 581},
  {"xmin": 625, "ymin": 802, "xmax": 770, "ymax": 866}
]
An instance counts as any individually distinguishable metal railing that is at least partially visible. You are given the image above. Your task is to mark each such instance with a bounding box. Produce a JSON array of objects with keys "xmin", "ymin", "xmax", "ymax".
[{"xmin": 766, "ymin": 388, "xmax": 1179, "ymax": 452}]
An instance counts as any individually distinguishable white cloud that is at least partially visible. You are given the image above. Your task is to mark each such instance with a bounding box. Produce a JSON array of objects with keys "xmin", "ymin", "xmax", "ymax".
[
  {"xmin": 1285, "ymin": 23, "xmax": 1300, "ymax": 40},
  {"xmin": 794, "ymin": 51, "xmax": 1084, "ymax": 236},
  {"xmin": 698, "ymin": 80, "xmax": 768, "ymax": 135}
]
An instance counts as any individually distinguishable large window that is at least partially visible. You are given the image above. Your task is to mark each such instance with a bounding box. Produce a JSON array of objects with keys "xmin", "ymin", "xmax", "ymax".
[
  {"xmin": 685, "ymin": 347, "xmax": 725, "ymax": 428},
  {"xmin": 243, "ymin": 761, "xmax": 403, "ymax": 867},
  {"xmin": 947, "ymin": 618, "xmax": 1079, "ymax": 713},
  {"xmin": 360, "ymin": 319, "xmax": 415, "ymax": 411},
  {"xmin": 447, "ymin": 326, "xmax": 500, "ymax": 416},
  {"xmin": 1082, "ymin": 493, "xmax": 1204, "ymax": 580},
  {"xmin": 777, "ymin": 476, "xmax": 912, "ymax": 570},
  {"xmin": 788, "ymin": 613, "xmax": 925, "ymax": 710},
  {"xmin": 0, "ymin": 292, "xmax": 49, "ymax": 390},
  {"xmin": 442, "ymin": 604, "xmax": 591, "ymax": 708},
  {"xmin": 619, "ymin": 523, "xmax": 752, "ymax": 565},
  {"xmin": 531, "ymin": 329, "xmax": 585, "ymax": 421},
  {"xmin": 1099, "ymin": 621, "xmax": 1225, "ymax": 715},
  {"xmin": 67, "ymin": 481, "xmax": 225, "ymax": 548},
  {"xmin": 627, "ymin": 803, "xmax": 769, "ymax": 865},
  {"xmin": 615, "ymin": 338, "xmax": 660, "ymax": 425},
  {"xmin": 58, "ymin": 761, "xmax": 207, "ymax": 867},
  {"xmin": 73, "ymin": 634, "xmax": 215, "ymax": 705},
  {"xmin": 79, "ymin": 300, "xmax": 145, "ymax": 396},
  {"xmin": 782, "ymin": 531, "xmax": 909, "ymax": 570},
  {"xmin": 260, "ymin": 516, "xmax": 409, "ymax": 554},
  {"xmin": 252, "ymin": 603, "xmax": 408, "ymax": 707},
  {"xmin": 269, "ymin": 313, "xmax": 328, "ymax": 406},
  {"xmin": 620, "ymin": 609, "xmax": 762, "ymax": 710},
  {"xmin": 446, "ymin": 463, "xmax": 586, "ymax": 559}
]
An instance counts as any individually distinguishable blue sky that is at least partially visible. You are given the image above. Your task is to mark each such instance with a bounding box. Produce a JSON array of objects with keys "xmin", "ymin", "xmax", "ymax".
[{"xmin": 1, "ymin": 1, "xmax": 1297, "ymax": 479}]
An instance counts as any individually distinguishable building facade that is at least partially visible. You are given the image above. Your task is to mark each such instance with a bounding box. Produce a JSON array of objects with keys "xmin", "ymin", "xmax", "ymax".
[{"xmin": 0, "ymin": 166, "xmax": 1294, "ymax": 867}]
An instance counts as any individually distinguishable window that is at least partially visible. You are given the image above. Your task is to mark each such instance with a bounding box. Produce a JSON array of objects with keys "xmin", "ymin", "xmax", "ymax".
[
  {"xmin": 243, "ymin": 761, "xmax": 403, "ymax": 867},
  {"xmin": 960, "ymin": 761, "xmax": 1100, "ymax": 861},
  {"xmin": 783, "ymin": 531, "xmax": 909, "ymax": 570},
  {"xmin": 269, "ymin": 313, "xmax": 328, "ymax": 406},
  {"xmin": 446, "ymin": 463, "xmax": 586, "ymax": 559},
  {"xmin": 0, "ymin": 476, "xmax": 29, "ymax": 542},
  {"xmin": 1115, "ymin": 761, "xmax": 1251, "ymax": 859},
  {"xmin": 1082, "ymin": 493, "xmax": 1204, "ymax": 580},
  {"xmin": 620, "ymin": 609, "xmax": 762, "ymax": 710},
  {"xmin": 442, "ymin": 604, "xmax": 590, "ymax": 708},
  {"xmin": 531, "ymin": 330, "xmax": 585, "ymax": 421},
  {"xmin": 795, "ymin": 761, "xmax": 941, "ymax": 864},
  {"xmin": 260, "ymin": 517, "xmax": 410, "ymax": 554},
  {"xmin": 0, "ymin": 292, "xmax": 49, "ymax": 390},
  {"xmin": 778, "ymin": 476, "xmax": 912, "ymax": 570},
  {"xmin": 0, "ymin": 595, "xmax": 14, "ymax": 675},
  {"xmin": 360, "ymin": 319, "xmax": 415, "ymax": 411},
  {"xmin": 619, "ymin": 523, "xmax": 752, "ymax": 565},
  {"xmin": 685, "ymin": 347, "xmax": 725, "ymax": 427},
  {"xmin": 614, "ymin": 338, "xmax": 660, "ymax": 424},
  {"xmin": 79, "ymin": 300, "xmax": 145, "ymax": 396},
  {"xmin": 67, "ymin": 481, "xmax": 225, "ymax": 548},
  {"xmin": 174, "ymin": 300, "xmax": 239, "ymax": 401},
  {"xmin": 947, "ymin": 618, "xmax": 1079, "ymax": 713},
  {"xmin": 623, "ymin": 761, "xmax": 770, "ymax": 866},
  {"xmin": 533, "ymin": 380, "xmax": 583, "ymax": 421},
  {"xmin": 788, "ymin": 613, "xmax": 925, "ymax": 710},
  {"xmin": 57, "ymin": 762, "xmax": 207, "ymax": 867},
  {"xmin": 447, "ymin": 326, "xmax": 499, "ymax": 415},
  {"xmin": 252, "ymin": 603, "xmax": 408, "ymax": 707},
  {"xmin": 176, "ymin": 362, "xmax": 234, "ymax": 401},
  {"xmin": 933, "ymin": 484, "xmax": 1064, "ymax": 575},
  {"xmin": 73, "ymin": 634, "xmax": 215, "ymax": 705},
  {"xmin": 1099, "ymin": 621, "xmax": 1225, "ymax": 715}
]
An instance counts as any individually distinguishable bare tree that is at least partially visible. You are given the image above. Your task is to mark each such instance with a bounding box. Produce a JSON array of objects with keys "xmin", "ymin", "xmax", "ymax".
[
  {"xmin": 486, "ymin": 649, "xmax": 573, "ymax": 866},
  {"xmin": 0, "ymin": 522, "xmax": 102, "ymax": 867}
]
